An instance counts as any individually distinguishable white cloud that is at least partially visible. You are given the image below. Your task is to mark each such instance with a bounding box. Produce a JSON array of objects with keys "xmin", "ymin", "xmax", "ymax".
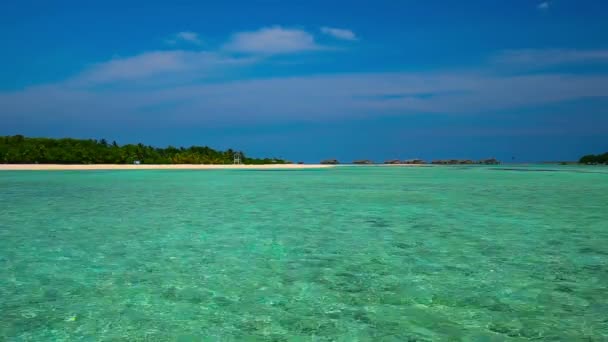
[
  {"xmin": 223, "ymin": 26, "xmax": 321, "ymax": 54},
  {"xmin": 176, "ymin": 31, "xmax": 202, "ymax": 44},
  {"xmin": 68, "ymin": 26, "xmax": 335, "ymax": 85},
  {"xmin": 537, "ymin": 2, "xmax": 550, "ymax": 10},
  {"xmin": 5, "ymin": 71, "xmax": 608, "ymax": 126},
  {"xmin": 493, "ymin": 49, "xmax": 608, "ymax": 68},
  {"xmin": 3, "ymin": 43, "xmax": 608, "ymax": 130},
  {"xmin": 166, "ymin": 31, "xmax": 202, "ymax": 45},
  {"xmin": 320, "ymin": 27, "xmax": 357, "ymax": 41},
  {"xmin": 74, "ymin": 50, "xmax": 255, "ymax": 84}
]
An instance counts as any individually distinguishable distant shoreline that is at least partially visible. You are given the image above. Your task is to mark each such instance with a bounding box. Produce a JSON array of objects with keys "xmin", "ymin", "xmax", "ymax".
[
  {"xmin": 2, "ymin": 163, "xmax": 594, "ymax": 171},
  {"xmin": 0, "ymin": 163, "xmax": 433, "ymax": 171},
  {"xmin": 0, "ymin": 164, "xmax": 335, "ymax": 171}
]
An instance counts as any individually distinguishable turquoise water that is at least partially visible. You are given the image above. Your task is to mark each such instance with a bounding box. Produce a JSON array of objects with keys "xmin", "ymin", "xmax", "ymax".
[{"xmin": 1, "ymin": 166, "xmax": 607, "ymax": 341}]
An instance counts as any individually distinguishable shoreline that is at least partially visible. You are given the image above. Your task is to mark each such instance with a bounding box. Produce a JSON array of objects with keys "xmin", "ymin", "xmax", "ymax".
[
  {"xmin": 0, "ymin": 164, "xmax": 335, "ymax": 171},
  {"xmin": 3, "ymin": 163, "xmax": 564, "ymax": 171}
]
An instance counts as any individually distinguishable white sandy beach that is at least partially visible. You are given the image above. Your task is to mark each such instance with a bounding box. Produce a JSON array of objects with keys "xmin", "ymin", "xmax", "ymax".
[
  {"xmin": 0, "ymin": 164, "xmax": 433, "ymax": 171},
  {"xmin": 0, "ymin": 164, "xmax": 336, "ymax": 171}
]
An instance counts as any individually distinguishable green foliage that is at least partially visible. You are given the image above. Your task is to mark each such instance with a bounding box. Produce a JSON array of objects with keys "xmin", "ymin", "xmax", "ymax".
[
  {"xmin": 0, "ymin": 135, "xmax": 287, "ymax": 165},
  {"xmin": 579, "ymin": 152, "xmax": 608, "ymax": 164}
]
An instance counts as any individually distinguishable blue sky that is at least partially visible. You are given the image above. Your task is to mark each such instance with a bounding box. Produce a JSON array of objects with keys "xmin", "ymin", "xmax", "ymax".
[{"xmin": 1, "ymin": 0, "xmax": 607, "ymax": 162}]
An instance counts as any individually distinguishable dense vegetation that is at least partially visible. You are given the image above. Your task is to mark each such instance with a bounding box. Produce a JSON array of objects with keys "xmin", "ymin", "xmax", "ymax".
[
  {"xmin": 0, "ymin": 135, "xmax": 287, "ymax": 164},
  {"xmin": 579, "ymin": 152, "xmax": 608, "ymax": 164}
]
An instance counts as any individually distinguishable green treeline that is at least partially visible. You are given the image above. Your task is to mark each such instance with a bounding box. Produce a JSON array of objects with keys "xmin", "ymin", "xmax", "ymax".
[
  {"xmin": 0, "ymin": 135, "xmax": 287, "ymax": 165},
  {"xmin": 579, "ymin": 152, "xmax": 608, "ymax": 164}
]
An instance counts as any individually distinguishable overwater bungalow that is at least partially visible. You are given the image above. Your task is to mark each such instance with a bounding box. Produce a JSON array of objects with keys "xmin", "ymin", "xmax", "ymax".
[
  {"xmin": 403, "ymin": 159, "xmax": 425, "ymax": 164},
  {"xmin": 478, "ymin": 158, "xmax": 500, "ymax": 165},
  {"xmin": 432, "ymin": 159, "xmax": 477, "ymax": 165}
]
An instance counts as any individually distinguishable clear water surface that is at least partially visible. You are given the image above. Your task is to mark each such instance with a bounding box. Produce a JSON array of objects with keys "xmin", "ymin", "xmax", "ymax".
[{"xmin": 1, "ymin": 165, "xmax": 607, "ymax": 341}]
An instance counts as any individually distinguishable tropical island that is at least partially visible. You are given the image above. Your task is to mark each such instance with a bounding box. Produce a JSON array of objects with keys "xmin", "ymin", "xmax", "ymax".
[
  {"xmin": 4, "ymin": 135, "xmax": 604, "ymax": 168},
  {"xmin": 0, "ymin": 135, "xmax": 288, "ymax": 165},
  {"xmin": 579, "ymin": 152, "xmax": 608, "ymax": 165}
]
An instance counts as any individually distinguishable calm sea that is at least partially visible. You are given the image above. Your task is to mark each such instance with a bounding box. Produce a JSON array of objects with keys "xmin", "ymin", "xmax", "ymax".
[{"xmin": 1, "ymin": 165, "xmax": 607, "ymax": 340}]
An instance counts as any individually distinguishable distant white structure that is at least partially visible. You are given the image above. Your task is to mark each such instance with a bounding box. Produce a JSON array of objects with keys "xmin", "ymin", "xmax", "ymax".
[
  {"xmin": 134, "ymin": 160, "xmax": 141, "ymax": 165},
  {"xmin": 233, "ymin": 152, "xmax": 242, "ymax": 165}
]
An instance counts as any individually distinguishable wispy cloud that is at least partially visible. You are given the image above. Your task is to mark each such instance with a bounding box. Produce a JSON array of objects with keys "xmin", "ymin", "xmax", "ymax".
[
  {"xmin": 177, "ymin": 31, "xmax": 202, "ymax": 44},
  {"xmin": 2, "ymin": 31, "xmax": 608, "ymax": 131},
  {"xmin": 68, "ymin": 26, "xmax": 338, "ymax": 85},
  {"xmin": 166, "ymin": 31, "xmax": 203, "ymax": 45},
  {"xmin": 74, "ymin": 51, "xmax": 255, "ymax": 85},
  {"xmin": 537, "ymin": 2, "xmax": 550, "ymax": 10},
  {"xmin": 320, "ymin": 27, "xmax": 357, "ymax": 41},
  {"xmin": 5, "ymin": 71, "xmax": 608, "ymax": 126},
  {"xmin": 223, "ymin": 26, "xmax": 321, "ymax": 55},
  {"xmin": 493, "ymin": 49, "xmax": 608, "ymax": 69}
]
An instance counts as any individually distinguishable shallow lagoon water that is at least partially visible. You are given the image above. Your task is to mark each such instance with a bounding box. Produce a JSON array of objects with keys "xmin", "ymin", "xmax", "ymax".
[{"xmin": 1, "ymin": 165, "xmax": 607, "ymax": 341}]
